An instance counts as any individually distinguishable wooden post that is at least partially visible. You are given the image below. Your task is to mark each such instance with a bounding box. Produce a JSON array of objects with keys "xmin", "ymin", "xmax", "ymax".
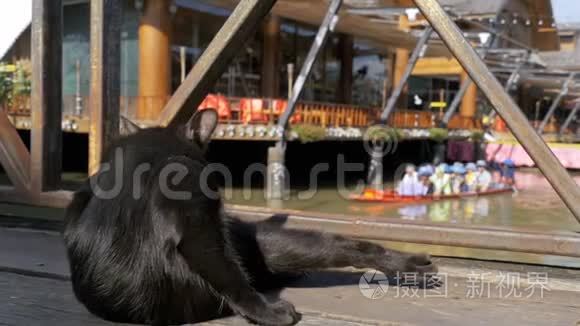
[
  {"xmin": 138, "ymin": 0, "xmax": 171, "ymax": 121},
  {"xmin": 88, "ymin": 0, "xmax": 121, "ymax": 175},
  {"xmin": 459, "ymin": 70, "xmax": 477, "ymax": 118},
  {"xmin": 337, "ymin": 34, "xmax": 353, "ymax": 104},
  {"xmin": 261, "ymin": 15, "xmax": 281, "ymax": 98},
  {"xmin": 180, "ymin": 46, "xmax": 187, "ymax": 83},
  {"xmin": 30, "ymin": 0, "xmax": 63, "ymax": 192},
  {"xmin": 382, "ymin": 54, "xmax": 394, "ymax": 108},
  {"xmin": 393, "ymin": 15, "xmax": 411, "ymax": 103},
  {"xmin": 393, "ymin": 49, "xmax": 410, "ymax": 92}
]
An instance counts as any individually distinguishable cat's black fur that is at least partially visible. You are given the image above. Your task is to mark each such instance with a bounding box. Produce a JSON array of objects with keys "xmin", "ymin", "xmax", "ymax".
[{"xmin": 63, "ymin": 110, "xmax": 437, "ymax": 326}]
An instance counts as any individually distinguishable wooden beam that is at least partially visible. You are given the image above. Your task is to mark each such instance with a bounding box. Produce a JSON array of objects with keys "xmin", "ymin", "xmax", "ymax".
[
  {"xmin": 88, "ymin": 0, "xmax": 122, "ymax": 175},
  {"xmin": 393, "ymin": 15, "xmax": 411, "ymax": 94},
  {"xmin": 261, "ymin": 14, "xmax": 281, "ymax": 98},
  {"xmin": 228, "ymin": 205, "xmax": 580, "ymax": 258},
  {"xmin": 337, "ymin": 34, "xmax": 354, "ymax": 104},
  {"xmin": 157, "ymin": 0, "xmax": 277, "ymax": 127},
  {"xmin": 200, "ymin": 0, "xmax": 449, "ymax": 56},
  {"xmin": 344, "ymin": 0, "xmax": 415, "ymax": 6},
  {"xmin": 0, "ymin": 186, "xmax": 72, "ymax": 208},
  {"xmin": 0, "ymin": 112, "xmax": 30, "ymax": 191},
  {"xmin": 30, "ymin": 0, "xmax": 63, "ymax": 192},
  {"xmin": 412, "ymin": 57, "xmax": 463, "ymax": 76},
  {"xmin": 459, "ymin": 70, "xmax": 477, "ymax": 118}
]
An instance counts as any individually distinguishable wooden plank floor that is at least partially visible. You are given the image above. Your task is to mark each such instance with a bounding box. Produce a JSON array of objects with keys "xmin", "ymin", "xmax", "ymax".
[
  {"xmin": 0, "ymin": 271, "xmax": 391, "ymax": 326},
  {"xmin": 0, "ymin": 226, "xmax": 579, "ymax": 325}
]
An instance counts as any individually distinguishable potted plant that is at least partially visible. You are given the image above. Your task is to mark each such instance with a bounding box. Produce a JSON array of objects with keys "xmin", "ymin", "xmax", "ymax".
[{"xmin": 290, "ymin": 124, "xmax": 327, "ymax": 143}]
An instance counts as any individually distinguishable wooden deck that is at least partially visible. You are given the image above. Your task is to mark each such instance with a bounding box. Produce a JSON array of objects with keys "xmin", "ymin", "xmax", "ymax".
[{"xmin": 0, "ymin": 223, "xmax": 579, "ymax": 325}]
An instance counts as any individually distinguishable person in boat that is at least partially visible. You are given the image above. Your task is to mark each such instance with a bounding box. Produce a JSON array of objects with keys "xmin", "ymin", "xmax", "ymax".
[
  {"xmin": 475, "ymin": 160, "xmax": 492, "ymax": 192},
  {"xmin": 451, "ymin": 162, "xmax": 466, "ymax": 194},
  {"xmin": 464, "ymin": 162, "xmax": 478, "ymax": 192},
  {"xmin": 397, "ymin": 164, "xmax": 425, "ymax": 196},
  {"xmin": 499, "ymin": 159, "xmax": 516, "ymax": 188},
  {"xmin": 417, "ymin": 165, "xmax": 434, "ymax": 195},
  {"xmin": 429, "ymin": 164, "xmax": 452, "ymax": 196}
]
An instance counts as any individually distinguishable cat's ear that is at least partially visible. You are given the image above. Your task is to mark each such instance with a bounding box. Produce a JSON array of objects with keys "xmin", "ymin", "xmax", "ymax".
[
  {"xmin": 119, "ymin": 116, "xmax": 141, "ymax": 136},
  {"xmin": 181, "ymin": 109, "xmax": 218, "ymax": 146}
]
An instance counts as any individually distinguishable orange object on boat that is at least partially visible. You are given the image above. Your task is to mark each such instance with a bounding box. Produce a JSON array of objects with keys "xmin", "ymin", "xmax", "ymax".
[
  {"xmin": 350, "ymin": 187, "xmax": 513, "ymax": 203},
  {"xmin": 199, "ymin": 94, "xmax": 232, "ymax": 120}
]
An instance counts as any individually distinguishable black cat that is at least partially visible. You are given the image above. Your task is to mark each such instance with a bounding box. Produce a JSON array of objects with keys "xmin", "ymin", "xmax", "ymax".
[{"xmin": 63, "ymin": 109, "xmax": 437, "ymax": 326}]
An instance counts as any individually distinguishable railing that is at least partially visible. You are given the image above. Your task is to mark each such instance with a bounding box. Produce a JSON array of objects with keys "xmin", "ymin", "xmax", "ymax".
[
  {"xmin": 205, "ymin": 97, "xmax": 376, "ymax": 128},
  {"xmin": 387, "ymin": 110, "xmax": 480, "ymax": 130},
  {"xmin": 294, "ymin": 102, "xmax": 373, "ymax": 128},
  {"xmin": 5, "ymin": 94, "xmax": 485, "ymax": 131},
  {"xmin": 63, "ymin": 95, "xmax": 173, "ymax": 121}
]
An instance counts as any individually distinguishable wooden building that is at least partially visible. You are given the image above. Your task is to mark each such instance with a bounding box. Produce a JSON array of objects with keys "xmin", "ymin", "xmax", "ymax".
[{"xmin": 0, "ymin": 0, "xmax": 568, "ymax": 136}]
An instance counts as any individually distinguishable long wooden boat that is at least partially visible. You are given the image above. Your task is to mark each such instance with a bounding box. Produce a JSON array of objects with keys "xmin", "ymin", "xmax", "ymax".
[{"xmin": 350, "ymin": 187, "xmax": 514, "ymax": 203}]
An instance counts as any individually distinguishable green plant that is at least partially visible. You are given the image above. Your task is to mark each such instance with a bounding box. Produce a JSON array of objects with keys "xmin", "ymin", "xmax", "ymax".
[
  {"xmin": 0, "ymin": 64, "xmax": 13, "ymax": 108},
  {"xmin": 470, "ymin": 130, "xmax": 485, "ymax": 142},
  {"xmin": 12, "ymin": 60, "xmax": 31, "ymax": 96},
  {"xmin": 291, "ymin": 124, "xmax": 327, "ymax": 143},
  {"xmin": 364, "ymin": 125, "xmax": 402, "ymax": 142},
  {"xmin": 428, "ymin": 127, "xmax": 449, "ymax": 143}
]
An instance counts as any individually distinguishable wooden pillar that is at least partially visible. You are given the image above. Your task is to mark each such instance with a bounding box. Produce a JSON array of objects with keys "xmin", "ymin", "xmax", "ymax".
[
  {"xmin": 261, "ymin": 14, "xmax": 281, "ymax": 98},
  {"xmin": 138, "ymin": 0, "xmax": 171, "ymax": 121},
  {"xmin": 393, "ymin": 49, "xmax": 410, "ymax": 91},
  {"xmin": 459, "ymin": 70, "xmax": 477, "ymax": 118},
  {"xmin": 337, "ymin": 34, "xmax": 353, "ymax": 104},
  {"xmin": 88, "ymin": 0, "xmax": 121, "ymax": 175},
  {"xmin": 30, "ymin": 0, "xmax": 62, "ymax": 191},
  {"xmin": 382, "ymin": 53, "xmax": 394, "ymax": 108},
  {"xmin": 393, "ymin": 15, "xmax": 410, "ymax": 108}
]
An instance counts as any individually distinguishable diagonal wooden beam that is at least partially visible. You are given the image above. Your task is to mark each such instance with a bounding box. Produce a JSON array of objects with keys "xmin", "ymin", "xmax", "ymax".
[
  {"xmin": 0, "ymin": 112, "xmax": 31, "ymax": 191},
  {"xmin": 30, "ymin": 0, "xmax": 63, "ymax": 192},
  {"xmin": 277, "ymin": 0, "xmax": 342, "ymax": 140},
  {"xmin": 379, "ymin": 26, "xmax": 433, "ymax": 123},
  {"xmin": 88, "ymin": 0, "xmax": 122, "ymax": 175},
  {"xmin": 156, "ymin": 0, "xmax": 277, "ymax": 128}
]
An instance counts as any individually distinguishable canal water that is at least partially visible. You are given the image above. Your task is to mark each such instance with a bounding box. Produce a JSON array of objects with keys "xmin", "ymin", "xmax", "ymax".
[
  {"xmin": 225, "ymin": 169, "xmax": 580, "ymax": 233},
  {"xmin": 224, "ymin": 169, "xmax": 580, "ymax": 268},
  {"xmin": 1, "ymin": 166, "xmax": 579, "ymax": 267}
]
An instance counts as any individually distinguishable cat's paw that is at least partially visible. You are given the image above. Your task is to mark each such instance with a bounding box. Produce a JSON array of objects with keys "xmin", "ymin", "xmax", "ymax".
[
  {"xmin": 405, "ymin": 254, "xmax": 437, "ymax": 273},
  {"xmin": 241, "ymin": 298, "xmax": 301, "ymax": 326},
  {"xmin": 400, "ymin": 253, "xmax": 441, "ymax": 288},
  {"xmin": 381, "ymin": 253, "xmax": 440, "ymax": 288}
]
